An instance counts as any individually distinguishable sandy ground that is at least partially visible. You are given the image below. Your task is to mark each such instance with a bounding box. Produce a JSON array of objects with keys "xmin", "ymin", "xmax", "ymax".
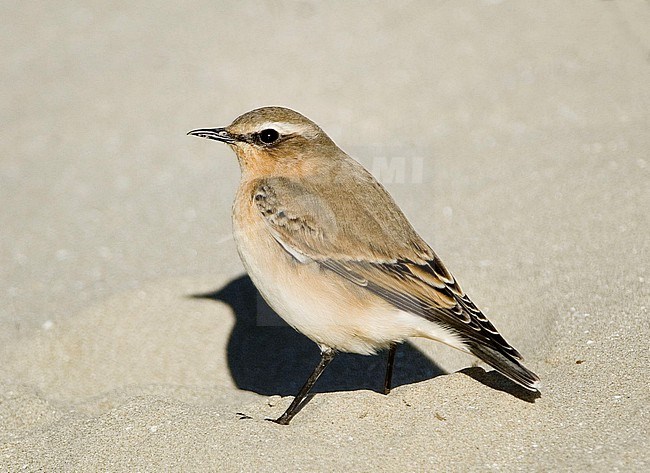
[{"xmin": 1, "ymin": 1, "xmax": 648, "ymax": 471}]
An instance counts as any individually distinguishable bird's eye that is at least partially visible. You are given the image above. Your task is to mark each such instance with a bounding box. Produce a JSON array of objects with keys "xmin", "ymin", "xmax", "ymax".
[{"xmin": 259, "ymin": 128, "xmax": 280, "ymax": 144}]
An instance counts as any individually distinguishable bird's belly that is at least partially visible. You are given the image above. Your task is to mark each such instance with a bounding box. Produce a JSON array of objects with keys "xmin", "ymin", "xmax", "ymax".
[{"xmin": 231, "ymin": 203, "xmax": 429, "ymax": 354}]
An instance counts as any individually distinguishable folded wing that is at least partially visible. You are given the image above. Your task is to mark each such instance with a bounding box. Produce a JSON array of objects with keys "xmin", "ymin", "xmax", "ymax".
[{"xmin": 252, "ymin": 175, "xmax": 540, "ymax": 391}]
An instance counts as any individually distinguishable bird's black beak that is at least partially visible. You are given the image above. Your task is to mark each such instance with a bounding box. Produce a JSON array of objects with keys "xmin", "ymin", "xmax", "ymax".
[{"xmin": 187, "ymin": 127, "xmax": 237, "ymax": 143}]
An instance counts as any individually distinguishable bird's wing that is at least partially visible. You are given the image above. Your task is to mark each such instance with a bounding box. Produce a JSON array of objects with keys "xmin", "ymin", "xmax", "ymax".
[
  {"xmin": 252, "ymin": 175, "xmax": 539, "ymax": 389},
  {"xmin": 323, "ymin": 258, "xmax": 524, "ymax": 362},
  {"xmin": 251, "ymin": 163, "xmax": 434, "ymax": 264}
]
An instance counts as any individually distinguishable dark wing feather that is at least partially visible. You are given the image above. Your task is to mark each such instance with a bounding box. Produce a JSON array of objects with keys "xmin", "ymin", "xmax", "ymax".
[{"xmin": 323, "ymin": 258, "xmax": 524, "ymax": 361}]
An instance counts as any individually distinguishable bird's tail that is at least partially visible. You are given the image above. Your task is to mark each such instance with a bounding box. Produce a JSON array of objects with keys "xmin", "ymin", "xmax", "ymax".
[{"xmin": 466, "ymin": 341, "xmax": 541, "ymax": 391}]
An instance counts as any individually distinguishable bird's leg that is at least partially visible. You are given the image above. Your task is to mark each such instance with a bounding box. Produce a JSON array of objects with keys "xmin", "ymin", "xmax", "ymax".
[
  {"xmin": 383, "ymin": 344, "xmax": 397, "ymax": 395},
  {"xmin": 272, "ymin": 347, "xmax": 336, "ymax": 425}
]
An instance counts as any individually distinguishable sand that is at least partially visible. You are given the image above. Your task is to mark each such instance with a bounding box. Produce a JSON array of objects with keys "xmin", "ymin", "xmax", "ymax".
[{"xmin": 1, "ymin": 1, "xmax": 648, "ymax": 471}]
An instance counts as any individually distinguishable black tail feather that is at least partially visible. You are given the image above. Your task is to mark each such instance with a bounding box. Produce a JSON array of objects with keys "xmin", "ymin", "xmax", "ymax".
[{"xmin": 467, "ymin": 342, "xmax": 541, "ymax": 391}]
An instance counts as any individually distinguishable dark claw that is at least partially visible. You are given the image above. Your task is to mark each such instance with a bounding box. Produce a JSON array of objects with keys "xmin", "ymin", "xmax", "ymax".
[{"xmin": 265, "ymin": 417, "xmax": 290, "ymax": 426}]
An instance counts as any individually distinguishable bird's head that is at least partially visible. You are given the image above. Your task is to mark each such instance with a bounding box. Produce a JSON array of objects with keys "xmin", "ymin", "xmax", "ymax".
[{"xmin": 188, "ymin": 107, "xmax": 340, "ymax": 177}]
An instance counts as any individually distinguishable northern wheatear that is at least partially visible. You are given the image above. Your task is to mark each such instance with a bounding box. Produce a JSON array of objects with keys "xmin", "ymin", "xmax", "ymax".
[{"xmin": 188, "ymin": 107, "xmax": 540, "ymax": 425}]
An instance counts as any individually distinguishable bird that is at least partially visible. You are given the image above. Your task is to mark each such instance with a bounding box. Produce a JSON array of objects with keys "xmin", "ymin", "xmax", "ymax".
[{"xmin": 188, "ymin": 106, "xmax": 540, "ymax": 425}]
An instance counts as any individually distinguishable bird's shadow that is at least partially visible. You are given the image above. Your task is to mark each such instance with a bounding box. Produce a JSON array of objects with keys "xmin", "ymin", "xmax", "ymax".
[
  {"xmin": 191, "ymin": 275, "xmax": 540, "ymax": 403},
  {"xmin": 190, "ymin": 275, "xmax": 444, "ymax": 396},
  {"xmin": 459, "ymin": 367, "xmax": 541, "ymax": 402}
]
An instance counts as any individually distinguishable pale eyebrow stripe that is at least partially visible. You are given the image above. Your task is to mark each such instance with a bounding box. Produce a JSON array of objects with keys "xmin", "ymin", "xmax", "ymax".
[{"xmin": 258, "ymin": 121, "xmax": 318, "ymax": 138}]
